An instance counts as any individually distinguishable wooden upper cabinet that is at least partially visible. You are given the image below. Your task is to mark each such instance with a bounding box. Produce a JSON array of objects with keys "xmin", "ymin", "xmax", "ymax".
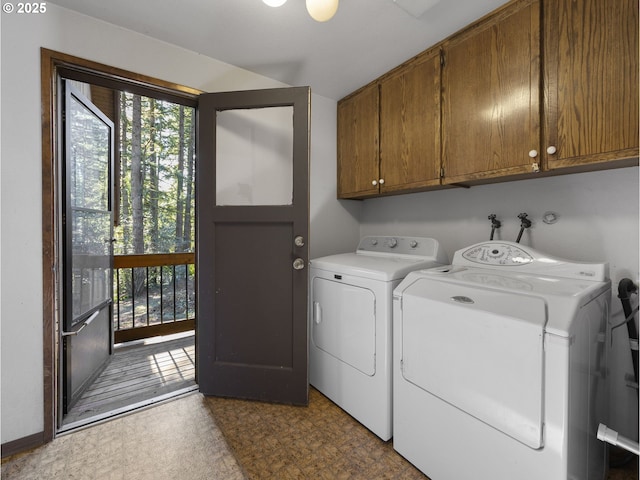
[
  {"xmin": 441, "ymin": 0, "xmax": 541, "ymax": 185},
  {"xmin": 337, "ymin": 83, "xmax": 379, "ymax": 198},
  {"xmin": 543, "ymin": 0, "xmax": 639, "ymax": 170},
  {"xmin": 379, "ymin": 49, "xmax": 442, "ymax": 194},
  {"xmin": 336, "ymin": 0, "xmax": 638, "ymax": 199}
]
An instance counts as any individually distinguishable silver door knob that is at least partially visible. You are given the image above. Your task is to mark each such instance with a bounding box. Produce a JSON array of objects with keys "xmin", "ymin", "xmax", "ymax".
[
  {"xmin": 293, "ymin": 258, "xmax": 305, "ymax": 270},
  {"xmin": 294, "ymin": 236, "xmax": 305, "ymax": 247}
]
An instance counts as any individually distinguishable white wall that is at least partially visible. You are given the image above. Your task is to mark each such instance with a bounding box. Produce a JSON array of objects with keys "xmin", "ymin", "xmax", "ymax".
[
  {"xmin": 309, "ymin": 94, "xmax": 362, "ymax": 259},
  {"xmin": 358, "ymin": 166, "xmax": 640, "ymax": 438},
  {"xmin": 0, "ymin": 4, "xmax": 359, "ymax": 444}
]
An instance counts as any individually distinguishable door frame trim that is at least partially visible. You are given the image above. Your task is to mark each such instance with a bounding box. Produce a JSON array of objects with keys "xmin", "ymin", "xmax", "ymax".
[{"xmin": 41, "ymin": 48, "xmax": 201, "ymax": 442}]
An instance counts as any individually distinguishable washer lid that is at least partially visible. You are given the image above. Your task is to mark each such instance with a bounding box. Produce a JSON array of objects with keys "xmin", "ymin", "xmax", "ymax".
[
  {"xmin": 400, "ymin": 264, "xmax": 610, "ymax": 336},
  {"xmin": 399, "ymin": 276, "xmax": 546, "ymax": 449}
]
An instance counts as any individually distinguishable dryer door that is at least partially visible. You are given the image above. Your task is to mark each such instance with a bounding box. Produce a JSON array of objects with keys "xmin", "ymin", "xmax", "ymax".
[
  {"xmin": 312, "ymin": 277, "xmax": 376, "ymax": 376},
  {"xmin": 400, "ymin": 278, "xmax": 546, "ymax": 449}
]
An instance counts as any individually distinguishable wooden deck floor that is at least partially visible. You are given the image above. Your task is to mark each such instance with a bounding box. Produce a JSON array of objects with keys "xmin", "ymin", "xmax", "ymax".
[{"xmin": 62, "ymin": 333, "xmax": 196, "ymax": 430}]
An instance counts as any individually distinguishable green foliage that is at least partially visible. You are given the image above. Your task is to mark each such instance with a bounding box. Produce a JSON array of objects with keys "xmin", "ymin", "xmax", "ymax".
[{"xmin": 115, "ymin": 93, "xmax": 196, "ymax": 255}]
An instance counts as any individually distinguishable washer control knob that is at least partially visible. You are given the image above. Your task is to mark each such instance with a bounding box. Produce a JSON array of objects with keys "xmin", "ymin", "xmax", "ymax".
[
  {"xmin": 371, "ymin": 239, "xmax": 378, "ymax": 246},
  {"xmin": 388, "ymin": 238, "xmax": 398, "ymax": 248},
  {"xmin": 410, "ymin": 240, "xmax": 418, "ymax": 248}
]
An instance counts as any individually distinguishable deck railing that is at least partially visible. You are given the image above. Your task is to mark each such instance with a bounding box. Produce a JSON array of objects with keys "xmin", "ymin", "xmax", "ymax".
[{"xmin": 113, "ymin": 253, "xmax": 195, "ymax": 343}]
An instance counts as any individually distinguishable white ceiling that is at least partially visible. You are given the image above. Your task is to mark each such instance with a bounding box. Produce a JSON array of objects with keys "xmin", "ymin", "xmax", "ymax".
[{"xmin": 49, "ymin": 0, "xmax": 507, "ymax": 100}]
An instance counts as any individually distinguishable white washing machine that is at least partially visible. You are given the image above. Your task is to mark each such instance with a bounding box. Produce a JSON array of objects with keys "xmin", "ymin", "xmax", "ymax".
[
  {"xmin": 393, "ymin": 241, "xmax": 611, "ymax": 480},
  {"xmin": 309, "ymin": 236, "xmax": 448, "ymax": 441}
]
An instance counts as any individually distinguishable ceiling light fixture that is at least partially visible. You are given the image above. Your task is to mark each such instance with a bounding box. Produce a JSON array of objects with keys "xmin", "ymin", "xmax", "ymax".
[
  {"xmin": 262, "ymin": 0, "xmax": 339, "ymax": 22},
  {"xmin": 306, "ymin": 0, "xmax": 339, "ymax": 22},
  {"xmin": 263, "ymin": 0, "xmax": 287, "ymax": 6}
]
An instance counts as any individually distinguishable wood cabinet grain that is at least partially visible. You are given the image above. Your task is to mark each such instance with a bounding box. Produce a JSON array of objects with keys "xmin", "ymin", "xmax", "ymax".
[
  {"xmin": 441, "ymin": 0, "xmax": 540, "ymax": 185},
  {"xmin": 543, "ymin": 0, "xmax": 639, "ymax": 170},
  {"xmin": 380, "ymin": 49, "xmax": 441, "ymax": 194},
  {"xmin": 337, "ymin": 83, "xmax": 379, "ymax": 198},
  {"xmin": 336, "ymin": 0, "xmax": 639, "ymax": 199}
]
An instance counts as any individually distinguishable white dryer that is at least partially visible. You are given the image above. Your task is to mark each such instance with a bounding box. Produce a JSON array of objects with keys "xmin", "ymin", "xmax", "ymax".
[
  {"xmin": 393, "ymin": 241, "xmax": 611, "ymax": 480},
  {"xmin": 309, "ymin": 236, "xmax": 448, "ymax": 441}
]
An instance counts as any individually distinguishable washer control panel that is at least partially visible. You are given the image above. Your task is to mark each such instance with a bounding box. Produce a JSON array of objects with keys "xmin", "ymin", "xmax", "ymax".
[
  {"xmin": 452, "ymin": 241, "xmax": 608, "ymax": 281},
  {"xmin": 461, "ymin": 243, "xmax": 533, "ymax": 266}
]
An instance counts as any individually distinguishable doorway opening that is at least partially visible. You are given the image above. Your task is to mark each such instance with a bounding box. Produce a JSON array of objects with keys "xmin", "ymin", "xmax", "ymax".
[
  {"xmin": 42, "ymin": 48, "xmax": 311, "ymax": 442},
  {"xmin": 42, "ymin": 49, "xmax": 202, "ymax": 437},
  {"xmin": 58, "ymin": 82, "xmax": 197, "ymax": 432}
]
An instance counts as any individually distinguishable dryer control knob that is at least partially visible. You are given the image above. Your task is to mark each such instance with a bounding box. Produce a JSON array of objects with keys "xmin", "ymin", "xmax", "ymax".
[
  {"xmin": 388, "ymin": 238, "xmax": 398, "ymax": 248},
  {"xmin": 410, "ymin": 240, "xmax": 418, "ymax": 248}
]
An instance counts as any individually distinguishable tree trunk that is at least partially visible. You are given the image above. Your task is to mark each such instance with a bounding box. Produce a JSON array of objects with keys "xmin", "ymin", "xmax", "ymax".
[
  {"xmin": 183, "ymin": 109, "xmax": 195, "ymax": 252},
  {"xmin": 120, "ymin": 92, "xmax": 131, "ymax": 255},
  {"xmin": 131, "ymin": 94, "xmax": 146, "ymax": 296},
  {"xmin": 131, "ymin": 94, "xmax": 144, "ymax": 255},
  {"xmin": 175, "ymin": 105, "xmax": 185, "ymax": 252},
  {"xmin": 148, "ymin": 98, "xmax": 159, "ymax": 254}
]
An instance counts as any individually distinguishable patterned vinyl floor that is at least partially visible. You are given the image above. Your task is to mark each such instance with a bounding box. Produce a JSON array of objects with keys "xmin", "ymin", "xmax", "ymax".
[
  {"xmin": 205, "ymin": 388, "xmax": 638, "ymax": 480},
  {"xmin": 2, "ymin": 389, "xmax": 637, "ymax": 480},
  {"xmin": 1, "ymin": 393, "xmax": 244, "ymax": 480},
  {"xmin": 206, "ymin": 388, "xmax": 426, "ymax": 480}
]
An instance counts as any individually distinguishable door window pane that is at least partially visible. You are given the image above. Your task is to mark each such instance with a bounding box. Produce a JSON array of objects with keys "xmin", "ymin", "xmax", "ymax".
[
  {"xmin": 68, "ymin": 90, "xmax": 112, "ymax": 325},
  {"xmin": 216, "ymin": 107, "xmax": 293, "ymax": 206},
  {"xmin": 69, "ymin": 95, "xmax": 110, "ymax": 211},
  {"xmin": 70, "ymin": 208, "xmax": 111, "ymax": 323}
]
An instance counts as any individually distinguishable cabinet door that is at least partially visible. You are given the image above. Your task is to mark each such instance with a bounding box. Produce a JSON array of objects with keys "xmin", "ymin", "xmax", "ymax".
[
  {"xmin": 544, "ymin": 0, "xmax": 639, "ymax": 170},
  {"xmin": 337, "ymin": 84, "xmax": 379, "ymax": 198},
  {"xmin": 380, "ymin": 50, "xmax": 441, "ymax": 194},
  {"xmin": 441, "ymin": 0, "xmax": 541, "ymax": 184}
]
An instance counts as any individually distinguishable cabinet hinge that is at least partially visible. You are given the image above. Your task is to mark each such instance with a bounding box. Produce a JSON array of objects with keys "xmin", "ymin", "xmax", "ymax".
[{"xmin": 440, "ymin": 167, "xmax": 445, "ymax": 178}]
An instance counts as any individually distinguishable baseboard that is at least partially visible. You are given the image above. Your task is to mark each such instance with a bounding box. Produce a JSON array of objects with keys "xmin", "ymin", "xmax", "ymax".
[{"xmin": 1, "ymin": 431, "xmax": 45, "ymax": 459}]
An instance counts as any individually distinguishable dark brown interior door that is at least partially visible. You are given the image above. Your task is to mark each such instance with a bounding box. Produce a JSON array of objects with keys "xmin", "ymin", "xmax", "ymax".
[{"xmin": 197, "ymin": 87, "xmax": 310, "ymax": 405}]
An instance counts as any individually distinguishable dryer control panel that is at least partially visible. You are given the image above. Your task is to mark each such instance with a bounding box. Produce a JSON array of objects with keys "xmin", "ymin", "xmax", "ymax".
[{"xmin": 357, "ymin": 236, "xmax": 447, "ymax": 264}]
